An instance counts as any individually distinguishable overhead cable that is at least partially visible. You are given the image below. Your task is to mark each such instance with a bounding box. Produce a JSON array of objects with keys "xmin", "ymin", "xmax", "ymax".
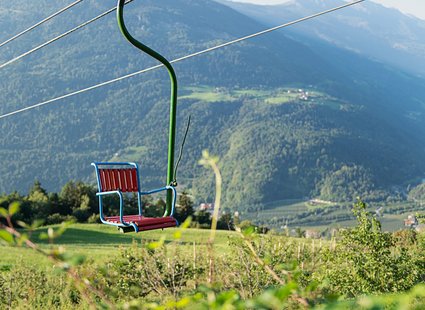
[
  {"xmin": 0, "ymin": 0, "xmax": 365, "ymax": 120},
  {"xmin": 0, "ymin": 0, "xmax": 134, "ymax": 70},
  {"xmin": 0, "ymin": 0, "xmax": 84, "ymax": 49}
]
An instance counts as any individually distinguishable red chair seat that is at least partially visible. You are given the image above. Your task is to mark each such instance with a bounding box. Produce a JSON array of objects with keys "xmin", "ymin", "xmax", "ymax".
[{"xmin": 105, "ymin": 215, "xmax": 177, "ymax": 231}]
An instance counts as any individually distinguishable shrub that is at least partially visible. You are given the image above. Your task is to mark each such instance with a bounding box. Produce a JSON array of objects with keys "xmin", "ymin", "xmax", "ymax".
[
  {"xmin": 87, "ymin": 213, "xmax": 101, "ymax": 224},
  {"xmin": 86, "ymin": 242, "xmax": 207, "ymax": 303},
  {"xmin": 316, "ymin": 199, "xmax": 424, "ymax": 297},
  {"xmin": 0, "ymin": 266, "xmax": 79, "ymax": 309}
]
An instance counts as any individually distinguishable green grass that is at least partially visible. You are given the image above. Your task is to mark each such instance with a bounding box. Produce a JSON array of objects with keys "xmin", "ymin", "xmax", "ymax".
[
  {"xmin": 1, "ymin": 222, "xmax": 326, "ymax": 275},
  {"xmin": 264, "ymin": 92, "xmax": 301, "ymax": 105},
  {"xmin": 233, "ymin": 89, "xmax": 270, "ymax": 97},
  {"xmin": 35, "ymin": 224, "xmax": 235, "ymax": 247},
  {"xmin": 0, "ymin": 247, "xmax": 52, "ymax": 270},
  {"xmin": 264, "ymin": 96, "xmax": 294, "ymax": 105},
  {"xmin": 109, "ymin": 145, "xmax": 149, "ymax": 162},
  {"xmin": 0, "ymin": 224, "xmax": 238, "ymax": 269},
  {"xmin": 1, "ymin": 201, "xmax": 413, "ymax": 272},
  {"xmin": 180, "ymin": 86, "xmax": 236, "ymax": 102}
]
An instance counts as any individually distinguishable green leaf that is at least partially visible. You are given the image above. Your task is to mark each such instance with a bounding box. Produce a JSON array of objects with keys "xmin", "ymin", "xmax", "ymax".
[
  {"xmin": 31, "ymin": 219, "xmax": 45, "ymax": 229},
  {"xmin": 16, "ymin": 221, "xmax": 28, "ymax": 228},
  {"xmin": 8, "ymin": 202, "xmax": 20, "ymax": 216},
  {"xmin": 39, "ymin": 232, "xmax": 49, "ymax": 240},
  {"xmin": 0, "ymin": 207, "xmax": 8, "ymax": 218},
  {"xmin": 173, "ymin": 230, "xmax": 182, "ymax": 240},
  {"xmin": 242, "ymin": 226, "xmax": 255, "ymax": 236},
  {"xmin": 202, "ymin": 150, "xmax": 210, "ymax": 158},
  {"xmin": 17, "ymin": 233, "xmax": 28, "ymax": 247},
  {"xmin": 147, "ymin": 235, "xmax": 165, "ymax": 250},
  {"xmin": 0, "ymin": 230, "xmax": 14, "ymax": 245},
  {"xmin": 174, "ymin": 296, "xmax": 191, "ymax": 308},
  {"xmin": 180, "ymin": 216, "xmax": 192, "ymax": 229},
  {"xmin": 275, "ymin": 281, "xmax": 298, "ymax": 300}
]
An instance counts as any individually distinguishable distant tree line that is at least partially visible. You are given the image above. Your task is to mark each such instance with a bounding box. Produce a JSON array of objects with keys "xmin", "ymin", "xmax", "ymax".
[{"xmin": 0, "ymin": 180, "xmax": 240, "ymax": 231}]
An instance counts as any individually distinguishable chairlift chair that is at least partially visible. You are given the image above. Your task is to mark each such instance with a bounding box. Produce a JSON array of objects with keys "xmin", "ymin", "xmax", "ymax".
[
  {"xmin": 92, "ymin": 0, "xmax": 180, "ymax": 233},
  {"xmin": 92, "ymin": 162, "xmax": 177, "ymax": 233}
]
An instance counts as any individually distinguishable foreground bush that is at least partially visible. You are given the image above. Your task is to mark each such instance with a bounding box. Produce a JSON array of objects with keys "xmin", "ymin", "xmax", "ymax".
[
  {"xmin": 1, "ymin": 195, "xmax": 424, "ymax": 309},
  {"xmin": 315, "ymin": 200, "xmax": 425, "ymax": 297}
]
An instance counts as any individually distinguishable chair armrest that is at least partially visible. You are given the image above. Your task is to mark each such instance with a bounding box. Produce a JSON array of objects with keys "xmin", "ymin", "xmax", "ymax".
[
  {"xmin": 140, "ymin": 186, "xmax": 177, "ymax": 216},
  {"xmin": 96, "ymin": 190, "xmax": 128, "ymax": 225},
  {"xmin": 96, "ymin": 190, "xmax": 124, "ymax": 197}
]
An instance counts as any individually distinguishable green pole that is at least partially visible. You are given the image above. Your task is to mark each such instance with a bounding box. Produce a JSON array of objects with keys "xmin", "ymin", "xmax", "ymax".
[{"xmin": 117, "ymin": 0, "xmax": 177, "ymax": 216}]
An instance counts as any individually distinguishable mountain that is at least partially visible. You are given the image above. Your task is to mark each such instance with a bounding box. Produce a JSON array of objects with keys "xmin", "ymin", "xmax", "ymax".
[
  {"xmin": 219, "ymin": 0, "xmax": 425, "ymax": 77},
  {"xmin": 1, "ymin": 0, "xmax": 425, "ymax": 211}
]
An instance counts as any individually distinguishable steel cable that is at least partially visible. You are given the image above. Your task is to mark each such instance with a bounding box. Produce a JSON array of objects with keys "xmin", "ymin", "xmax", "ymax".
[
  {"xmin": 0, "ymin": 0, "xmax": 134, "ymax": 70},
  {"xmin": 0, "ymin": 0, "xmax": 84, "ymax": 49},
  {"xmin": 0, "ymin": 0, "xmax": 364, "ymax": 120}
]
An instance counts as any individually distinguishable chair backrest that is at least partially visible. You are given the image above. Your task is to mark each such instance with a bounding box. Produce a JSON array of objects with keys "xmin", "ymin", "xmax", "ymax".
[{"xmin": 92, "ymin": 162, "xmax": 140, "ymax": 193}]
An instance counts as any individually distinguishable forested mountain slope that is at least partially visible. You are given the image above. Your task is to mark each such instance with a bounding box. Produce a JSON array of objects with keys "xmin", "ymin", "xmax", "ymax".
[{"xmin": 1, "ymin": 0, "xmax": 425, "ymax": 210}]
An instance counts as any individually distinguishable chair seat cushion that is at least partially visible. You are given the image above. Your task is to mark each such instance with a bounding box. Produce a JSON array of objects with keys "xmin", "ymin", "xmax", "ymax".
[{"xmin": 105, "ymin": 215, "xmax": 177, "ymax": 231}]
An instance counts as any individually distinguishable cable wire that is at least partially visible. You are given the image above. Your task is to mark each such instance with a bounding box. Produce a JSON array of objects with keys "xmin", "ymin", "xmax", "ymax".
[
  {"xmin": 0, "ymin": 0, "xmax": 134, "ymax": 70},
  {"xmin": 0, "ymin": 0, "xmax": 84, "ymax": 49},
  {"xmin": 0, "ymin": 0, "xmax": 364, "ymax": 120},
  {"xmin": 172, "ymin": 115, "xmax": 191, "ymax": 186}
]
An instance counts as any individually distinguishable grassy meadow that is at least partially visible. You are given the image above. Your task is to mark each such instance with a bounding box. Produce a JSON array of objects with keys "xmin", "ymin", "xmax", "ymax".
[{"xmin": 0, "ymin": 224, "xmax": 236, "ymax": 268}]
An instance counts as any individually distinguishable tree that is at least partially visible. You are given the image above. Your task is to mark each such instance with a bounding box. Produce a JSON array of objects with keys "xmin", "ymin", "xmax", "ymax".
[
  {"xmin": 217, "ymin": 211, "xmax": 234, "ymax": 230},
  {"xmin": 72, "ymin": 195, "xmax": 91, "ymax": 222},
  {"xmin": 408, "ymin": 183, "xmax": 425, "ymax": 202},
  {"xmin": 194, "ymin": 210, "xmax": 211, "ymax": 227},
  {"xmin": 60, "ymin": 181, "xmax": 97, "ymax": 216},
  {"xmin": 27, "ymin": 180, "xmax": 50, "ymax": 221},
  {"xmin": 28, "ymin": 180, "xmax": 48, "ymax": 203},
  {"xmin": 144, "ymin": 198, "xmax": 164, "ymax": 217},
  {"xmin": 175, "ymin": 191, "xmax": 194, "ymax": 224}
]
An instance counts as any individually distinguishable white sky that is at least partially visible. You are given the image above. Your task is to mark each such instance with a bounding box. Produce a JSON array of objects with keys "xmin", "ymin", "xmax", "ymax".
[{"xmin": 229, "ymin": 0, "xmax": 425, "ymax": 20}]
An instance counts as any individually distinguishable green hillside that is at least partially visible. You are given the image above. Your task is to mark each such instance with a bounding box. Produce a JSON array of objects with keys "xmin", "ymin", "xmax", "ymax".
[{"xmin": 1, "ymin": 0, "xmax": 425, "ymax": 213}]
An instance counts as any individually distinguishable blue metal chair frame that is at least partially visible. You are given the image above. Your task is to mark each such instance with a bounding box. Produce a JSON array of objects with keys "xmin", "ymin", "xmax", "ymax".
[{"xmin": 91, "ymin": 162, "xmax": 177, "ymax": 233}]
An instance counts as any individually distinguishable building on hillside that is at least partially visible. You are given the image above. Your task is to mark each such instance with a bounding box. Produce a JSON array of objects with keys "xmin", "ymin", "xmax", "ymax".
[
  {"xmin": 305, "ymin": 229, "xmax": 321, "ymax": 239},
  {"xmin": 198, "ymin": 203, "xmax": 218, "ymax": 216},
  {"xmin": 404, "ymin": 214, "xmax": 418, "ymax": 228}
]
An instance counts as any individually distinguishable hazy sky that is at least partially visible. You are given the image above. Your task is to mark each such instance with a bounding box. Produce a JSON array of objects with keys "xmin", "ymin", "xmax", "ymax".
[{"xmin": 229, "ymin": 0, "xmax": 425, "ymax": 20}]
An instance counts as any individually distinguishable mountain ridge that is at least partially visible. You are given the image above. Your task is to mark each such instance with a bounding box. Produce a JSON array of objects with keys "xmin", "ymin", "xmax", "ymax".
[{"xmin": 219, "ymin": 0, "xmax": 425, "ymax": 77}]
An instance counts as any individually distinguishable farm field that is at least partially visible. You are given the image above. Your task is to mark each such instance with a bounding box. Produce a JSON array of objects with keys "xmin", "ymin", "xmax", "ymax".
[
  {"xmin": 244, "ymin": 198, "xmax": 421, "ymax": 232},
  {"xmin": 179, "ymin": 85, "xmax": 332, "ymax": 105}
]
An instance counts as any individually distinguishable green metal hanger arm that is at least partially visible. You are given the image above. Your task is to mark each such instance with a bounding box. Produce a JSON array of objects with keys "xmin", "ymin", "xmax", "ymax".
[{"xmin": 117, "ymin": 0, "xmax": 177, "ymax": 217}]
